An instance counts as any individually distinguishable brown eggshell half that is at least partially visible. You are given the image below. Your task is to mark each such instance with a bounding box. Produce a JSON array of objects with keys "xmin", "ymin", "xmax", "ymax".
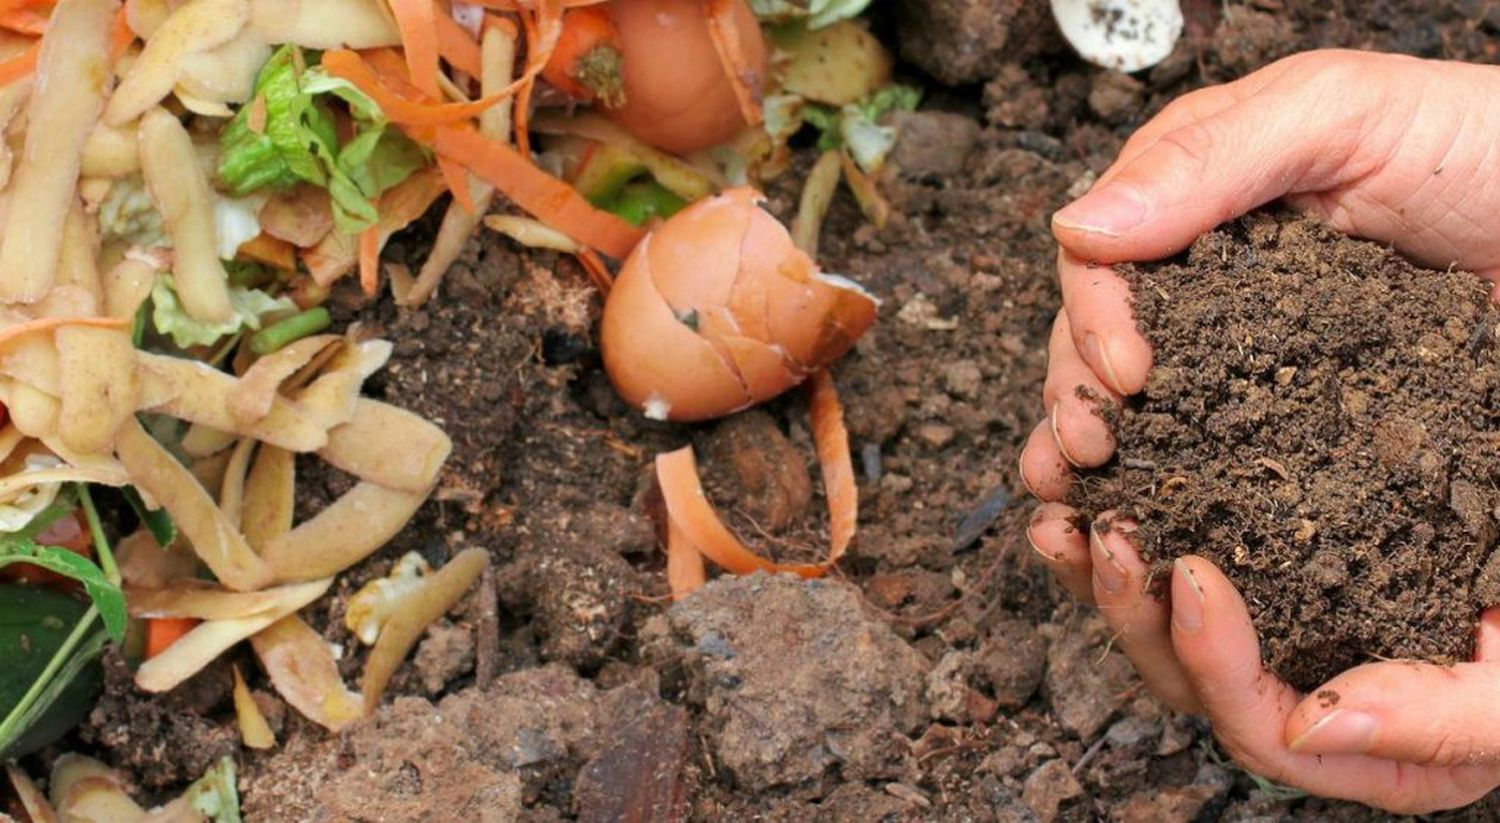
[
  {"xmin": 600, "ymin": 187, "xmax": 878, "ymax": 422},
  {"xmin": 600, "ymin": 231, "xmax": 753, "ymax": 421},
  {"xmin": 605, "ymin": 0, "xmax": 768, "ymax": 155}
]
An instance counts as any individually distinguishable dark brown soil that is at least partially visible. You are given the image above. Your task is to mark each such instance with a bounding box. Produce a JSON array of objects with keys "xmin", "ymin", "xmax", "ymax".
[
  {"xmin": 1073, "ymin": 213, "xmax": 1500, "ymax": 691},
  {"xmin": 45, "ymin": 2, "xmax": 1500, "ymax": 821}
]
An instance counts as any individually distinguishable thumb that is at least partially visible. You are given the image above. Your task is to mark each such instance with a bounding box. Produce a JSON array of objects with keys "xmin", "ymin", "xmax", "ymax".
[
  {"xmin": 1052, "ymin": 80, "xmax": 1375, "ymax": 263},
  {"xmin": 1285, "ymin": 659, "xmax": 1500, "ymax": 766}
]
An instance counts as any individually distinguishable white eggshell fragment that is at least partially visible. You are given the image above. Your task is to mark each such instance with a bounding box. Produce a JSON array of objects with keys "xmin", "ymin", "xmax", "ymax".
[{"xmin": 1050, "ymin": 0, "xmax": 1183, "ymax": 73}]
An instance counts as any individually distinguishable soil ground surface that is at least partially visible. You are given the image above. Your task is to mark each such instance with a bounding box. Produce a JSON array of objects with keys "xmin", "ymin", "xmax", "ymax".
[
  {"xmin": 1073, "ymin": 213, "xmax": 1500, "ymax": 692},
  {"xmin": 25, "ymin": 1, "xmax": 1500, "ymax": 821}
]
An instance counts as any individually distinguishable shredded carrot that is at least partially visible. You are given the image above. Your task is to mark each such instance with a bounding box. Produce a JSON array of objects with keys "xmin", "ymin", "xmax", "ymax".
[
  {"xmin": 0, "ymin": 5, "xmax": 47, "ymax": 35},
  {"xmin": 388, "ymin": 0, "xmax": 441, "ymax": 98},
  {"xmin": 145, "ymin": 617, "xmax": 199, "ymax": 659},
  {"xmin": 431, "ymin": 125, "xmax": 643, "ymax": 259},
  {"xmin": 513, "ymin": 5, "xmax": 539, "ymax": 156},
  {"xmin": 704, "ymin": 0, "xmax": 761, "ymax": 127},
  {"xmin": 237, "ymin": 232, "xmax": 298, "ymax": 271},
  {"xmin": 437, "ymin": 155, "xmax": 475, "ymax": 213},
  {"xmin": 107, "ymin": 5, "xmax": 131, "ymax": 59},
  {"xmin": 574, "ymin": 248, "xmax": 612, "ymax": 294},
  {"xmin": 807, "ymin": 369, "xmax": 855, "ymax": 563},
  {"xmin": 655, "ymin": 372, "xmax": 859, "ymax": 597},
  {"xmin": 323, "ymin": 48, "xmax": 518, "ymax": 127},
  {"xmin": 665, "ymin": 520, "xmax": 707, "ymax": 599},
  {"xmin": 358, "ymin": 226, "xmax": 380, "ymax": 296},
  {"xmin": 0, "ymin": 315, "xmax": 127, "ymax": 348},
  {"xmin": 433, "ymin": 1, "xmax": 482, "ymax": 77},
  {"xmin": 0, "ymin": 38, "xmax": 37, "ymax": 87},
  {"xmin": 467, "ymin": 0, "xmax": 603, "ymax": 9}
]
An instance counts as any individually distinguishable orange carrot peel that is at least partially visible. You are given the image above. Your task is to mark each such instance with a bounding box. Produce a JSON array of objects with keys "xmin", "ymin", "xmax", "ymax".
[
  {"xmin": 703, "ymin": 0, "xmax": 761, "ymax": 126},
  {"xmin": 657, "ymin": 369, "xmax": 856, "ymax": 598},
  {"xmin": 146, "ymin": 617, "xmax": 200, "ymax": 659},
  {"xmin": 388, "ymin": 0, "xmax": 442, "ymax": 98}
]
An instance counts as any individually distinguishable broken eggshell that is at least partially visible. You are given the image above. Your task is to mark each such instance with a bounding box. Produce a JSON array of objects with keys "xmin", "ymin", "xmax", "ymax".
[
  {"xmin": 1050, "ymin": 0, "xmax": 1183, "ymax": 73},
  {"xmin": 600, "ymin": 187, "xmax": 877, "ymax": 422}
]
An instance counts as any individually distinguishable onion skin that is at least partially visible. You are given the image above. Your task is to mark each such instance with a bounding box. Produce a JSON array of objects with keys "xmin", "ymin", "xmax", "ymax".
[
  {"xmin": 601, "ymin": 188, "xmax": 877, "ymax": 422},
  {"xmin": 604, "ymin": 0, "xmax": 766, "ymax": 155}
]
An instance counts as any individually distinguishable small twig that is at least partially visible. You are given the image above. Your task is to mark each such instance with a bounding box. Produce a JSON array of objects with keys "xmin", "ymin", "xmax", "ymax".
[
  {"xmin": 474, "ymin": 566, "xmax": 500, "ymax": 688},
  {"xmin": 1072, "ymin": 734, "xmax": 1109, "ymax": 775}
]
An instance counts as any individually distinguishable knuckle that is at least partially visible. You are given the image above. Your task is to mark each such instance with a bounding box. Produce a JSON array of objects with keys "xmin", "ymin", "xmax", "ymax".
[{"xmin": 1156, "ymin": 122, "xmax": 1218, "ymax": 175}]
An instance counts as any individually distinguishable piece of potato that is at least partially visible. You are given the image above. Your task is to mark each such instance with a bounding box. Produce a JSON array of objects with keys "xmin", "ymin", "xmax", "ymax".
[
  {"xmin": 249, "ymin": 0, "xmax": 398, "ymax": 49},
  {"xmin": 139, "ymin": 108, "xmax": 234, "ymax": 323},
  {"xmin": 361, "ymin": 548, "xmax": 487, "ymax": 711},
  {"xmin": 318, "ymin": 399, "xmax": 451, "ymax": 493},
  {"xmin": 0, "ymin": 0, "xmax": 116, "ymax": 304},
  {"xmin": 135, "ymin": 352, "xmax": 330, "ymax": 453},
  {"xmin": 241, "ymin": 441, "xmax": 292, "ymax": 552},
  {"xmin": 80, "ymin": 121, "xmax": 141, "ymax": 178},
  {"xmin": 115, "ymin": 417, "xmax": 274, "ymax": 592},
  {"xmin": 133, "ymin": 576, "xmax": 331, "ymax": 692},
  {"xmin": 249, "ymin": 615, "xmax": 364, "ymax": 731},
  {"xmin": 261, "ymin": 481, "xmax": 429, "ymax": 582},
  {"xmin": 101, "ymin": 254, "xmax": 159, "ymax": 320},
  {"xmin": 56, "ymin": 326, "xmax": 138, "ymax": 454},
  {"xmin": 175, "ymin": 27, "xmax": 270, "ymax": 107},
  {"xmin": 773, "ymin": 19, "xmax": 892, "ymax": 106},
  {"xmin": 106, "ymin": 0, "xmax": 249, "ymax": 125}
]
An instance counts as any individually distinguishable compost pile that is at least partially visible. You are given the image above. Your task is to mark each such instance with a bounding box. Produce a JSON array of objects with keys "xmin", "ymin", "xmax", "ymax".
[{"xmin": 1074, "ymin": 213, "xmax": 1500, "ymax": 690}]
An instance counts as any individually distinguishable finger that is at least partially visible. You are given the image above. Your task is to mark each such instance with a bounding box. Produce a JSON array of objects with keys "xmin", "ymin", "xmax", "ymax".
[
  {"xmin": 1019, "ymin": 421, "xmax": 1072, "ymax": 503},
  {"xmin": 1058, "ymin": 252, "xmax": 1153, "ymax": 395},
  {"xmin": 1100, "ymin": 57, "xmax": 1301, "ymax": 184},
  {"xmin": 1478, "ymin": 607, "xmax": 1500, "ymax": 663},
  {"xmin": 1285, "ymin": 660, "xmax": 1500, "ymax": 766},
  {"xmin": 1052, "ymin": 73, "xmax": 1379, "ymax": 264},
  {"xmin": 1043, "ymin": 312, "xmax": 1118, "ymax": 466},
  {"xmin": 1168, "ymin": 555, "xmax": 1500, "ymax": 812},
  {"xmin": 1027, "ymin": 502, "xmax": 1093, "ymax": 604},
  {"xmin": 1088, "ymin": 518, "xmax": 1201, "ymax": 713}
]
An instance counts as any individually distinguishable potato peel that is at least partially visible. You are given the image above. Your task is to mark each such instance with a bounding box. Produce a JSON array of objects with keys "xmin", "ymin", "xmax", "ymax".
[
  {"xmin": 249, "ymin": 615, "xmax": 364, "ymax": 732},
  {"xmin": 360, "ymin": 546, "xmax": 487, "ymax": 712},
  {"xmin": 231, "ymin": 664, "xmax": 276, "ymax": 749}
]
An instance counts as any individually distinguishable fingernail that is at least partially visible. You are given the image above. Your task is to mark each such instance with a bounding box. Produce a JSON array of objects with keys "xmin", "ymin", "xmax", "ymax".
[
  {"xmin": 1050, "ymin": 403, "xmax": 1081, "ymax": 467},
  {"xmin": 1053, "ymin": 185, "xmax": 1150, "ymax": 238},
  {"xmin": 1025, "ymin": 523, "xmax": 1051, "ymax": 560},
  {"xmin": 1288, "ymin": 709, "xmax": 1380, "ymax": 755},
  {"xmin": 1082, "ymin": 332, "xmax": 1129, "ymax": 396},
  {"xmin": 1018, "ymin": 453, "xmax": 1036, "ymax": 498},
  {"xmin": 1090, "ymin": 522, "xmax": 1127, "ymax": 594},
  {"xmin": 1172, "ymin": 559, "xmax": 1205, "ymax": 632}
]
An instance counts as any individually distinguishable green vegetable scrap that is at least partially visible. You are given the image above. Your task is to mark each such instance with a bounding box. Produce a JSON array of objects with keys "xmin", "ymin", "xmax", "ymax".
[
  {"xmin": 801, "ymin": 84, "xmax": 921, "ymax": 173},
  {"xmin": 218, "ymin": 45, "xmax": 428, "ymax": 234},
  {"xmin": 750, "ymin": 0, "xmax": 871, "ymax": 29},
  {"xmin": 151, "ymin": 274, "xmax": 297, "ymax": 349}
]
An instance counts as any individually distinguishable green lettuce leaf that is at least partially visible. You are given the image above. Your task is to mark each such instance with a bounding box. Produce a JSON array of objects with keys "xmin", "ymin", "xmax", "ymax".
[
  {"xmin": 186, "ymin": 756, "xmax": 243, "ymax": 823},
  {"xmin": 151, "ymin": 275, "xmax": 296, "ymax": 349},
  {"xmin": 218, "ymin": 47, "xmax": 430, "ymax": 234},
  {"xmin": 799, "ymin": 83, "xmax": 922, "ymax": 173},
  {"xmin": 750, "ymin": 0, "xmax": 871, "ymax": 29}
]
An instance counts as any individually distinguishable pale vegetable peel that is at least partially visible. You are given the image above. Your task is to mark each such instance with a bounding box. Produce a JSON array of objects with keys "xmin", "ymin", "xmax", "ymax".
[
  {"xmin": 249, "ymin": 615, "xmax": 363, "ymax": 731},
  {"xmin": 0, "ymin": 0, "xmax": 116, "ymax": 304},
  {"xmin": 360, "ymin": 547, "xmax": 487, "ymax": 711}
]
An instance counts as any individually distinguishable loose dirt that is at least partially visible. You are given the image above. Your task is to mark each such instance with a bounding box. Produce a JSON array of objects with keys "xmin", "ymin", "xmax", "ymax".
[
  {"xmin": 47, "ymin": 2, "xmax": 1500, "ymax": 821},
  {"xmin": 1073, "ymin": 213, "xmax": 1500, "ymax": 691}
]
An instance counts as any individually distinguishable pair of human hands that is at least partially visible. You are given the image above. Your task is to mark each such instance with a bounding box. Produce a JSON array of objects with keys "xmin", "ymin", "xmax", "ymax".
[{"xmin": 1019, "ymin": 50, "xmax": 1500, "ymax": 813}]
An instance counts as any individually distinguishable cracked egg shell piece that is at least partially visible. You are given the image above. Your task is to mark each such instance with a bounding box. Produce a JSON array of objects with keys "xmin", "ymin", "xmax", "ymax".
[{"xmin": 600, "ymin": 188, "xmax": 877, "ymax": 422}]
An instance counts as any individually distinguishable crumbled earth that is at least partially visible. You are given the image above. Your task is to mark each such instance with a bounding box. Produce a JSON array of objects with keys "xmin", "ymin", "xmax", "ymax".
[
  {"xmin": 1073, "ymin": 214, "xmax": 1500, "ymax": 691},
  {"xmin": 59, "ymin": 2, "xmax": 1500, "ymax": 820}
]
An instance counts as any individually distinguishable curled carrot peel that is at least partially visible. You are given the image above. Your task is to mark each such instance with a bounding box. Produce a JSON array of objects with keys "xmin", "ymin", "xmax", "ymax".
[
  {"xmin": 388, "ymin": 0, "xmax": 441, "ymax": 98},
  {"xmin": 704, "ymin": 0, "xmax": 762, "ymax": 127},
  {"xmin": 0, "ymin": 315, "xmax": 128, "ymax": 348},
  {"xmin": 146, "ymin": 617, "xmax": 200, "ymax": 659},
  {"xmin": 322, "ymin": 48, "xmax": 511, "ymax": 126},
  {"xmin": 358, "ymin": 226, "xmax": 380, "ymax": 296},
  {"xmin": 431, "ymin": 125, "xmax": 643, "ymax": 259},
  {"xmin": 436, "ymin": 155, "xmax": 475, "ymax": 213},
  {"xmin": 0, "ymin": 5, "xmax": 47, "ymax": 35},
  {"xmin": 574, "ymin": 248, "xmax": 613, "ymax": 294},
  {"xmin": 657, "ymin": 370, "xmax": 858, "ymax": 597},
  {"xmin": 434, "ymin": 1, "xmax": 481, "ymax": 77},
  {"xmin": 0, "ymin": 39, "xmax": 37, "ymax": 87},
  {"xmin": 466, "ymin": 0, "xmax": 605, "ymax": 8}
]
